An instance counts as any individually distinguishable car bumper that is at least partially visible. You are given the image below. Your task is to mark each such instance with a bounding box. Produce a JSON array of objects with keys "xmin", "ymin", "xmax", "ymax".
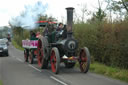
[{"xmin": 0, "ymin": 49, "xmax": 8, "ymax": 53}]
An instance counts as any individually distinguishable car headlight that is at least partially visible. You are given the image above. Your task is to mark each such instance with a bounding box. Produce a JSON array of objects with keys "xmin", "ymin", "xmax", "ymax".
[{"xmin": 3, "ymin": 47, "xmax": 7, "ymax": 50}]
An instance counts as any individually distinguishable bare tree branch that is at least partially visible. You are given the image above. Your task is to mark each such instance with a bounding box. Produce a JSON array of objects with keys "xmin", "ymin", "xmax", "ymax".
[{"xmin": 121, "ymin": 0, "xmax": 128, "ymax": 12}]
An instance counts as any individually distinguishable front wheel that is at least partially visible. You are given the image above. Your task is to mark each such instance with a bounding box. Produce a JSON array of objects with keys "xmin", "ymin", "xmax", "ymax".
[
  {"xmin": 50, "ymin": 47, "xmax": 60, "ymax": 74},
  {"xmin": 6, "ymin": 52, "xmax": 9, "ymax": 56},
  {"xmin": 79, "ymin": 47, "xmax": 90, "ymax": 73}
]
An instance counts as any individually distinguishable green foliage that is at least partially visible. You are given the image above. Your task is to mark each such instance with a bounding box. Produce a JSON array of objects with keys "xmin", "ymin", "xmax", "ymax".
[
  {"xmin": 73, "ymin": 23, "xmax": 98, "ymax": 55},
  {"xmin": 12, "ymin": 39, "xmax": 24, "ymax": 51},
  {"xmin": 12, "ymin": 27, "xmax": 30, "ymax": 47},
  {"xmin": 74, "ymin": 19, "xmax": 128, "ymax": 69},
  {"xmin": 0, "ymin": 26, "xmax": 10, "ymax": 38},
  {"xmin": 93, "ymin": 8, "xmax": 106, "ymax": 22}
]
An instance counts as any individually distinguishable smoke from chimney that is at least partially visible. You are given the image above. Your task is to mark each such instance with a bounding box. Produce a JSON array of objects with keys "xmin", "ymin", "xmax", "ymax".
[{"xmin": 10, "ymin": 1, "xmax": 47, "ymax": 29}]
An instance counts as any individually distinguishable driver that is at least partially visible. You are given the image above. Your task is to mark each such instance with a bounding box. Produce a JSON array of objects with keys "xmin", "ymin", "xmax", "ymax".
[{"xmin": 56, "ymin": 23, "xmax": 67, "ymax": 40}]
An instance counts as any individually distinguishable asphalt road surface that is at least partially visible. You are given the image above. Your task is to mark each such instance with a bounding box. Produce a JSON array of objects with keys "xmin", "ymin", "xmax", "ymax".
[{"xmin": 0, "ymin": 43, "xmax": 128, "ymax": 85}]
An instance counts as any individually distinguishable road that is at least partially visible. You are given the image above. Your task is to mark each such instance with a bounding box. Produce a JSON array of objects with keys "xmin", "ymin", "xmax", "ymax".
[{"xmin": 0, "ymin": 43, "xmax": 128, "ymax": 85}]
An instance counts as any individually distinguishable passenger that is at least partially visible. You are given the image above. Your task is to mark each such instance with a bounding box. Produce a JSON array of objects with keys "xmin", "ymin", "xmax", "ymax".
[
  {"xmin": 56, "ymin": 23, "xmax": 63, "ymax": 32},
  {"xmin": 43, "ymin": 21, "xmax": 56, "ymax": 43},
  {"xmin": 36, "ymin": 32, "xmax": 41, "ymax": 38},
  {"xmin": 43, "ymin": 21, "xmax": 55, "ymax": 36},
  {"xmin": 30, "ymin": 31, "xmax": 36, "ymax": 38}
]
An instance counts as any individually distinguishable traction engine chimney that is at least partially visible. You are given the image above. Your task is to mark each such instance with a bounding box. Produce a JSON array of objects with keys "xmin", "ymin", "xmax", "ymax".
[{"xmin": 66, "ymin": 7, "xmax": 74, "ymax": 38}]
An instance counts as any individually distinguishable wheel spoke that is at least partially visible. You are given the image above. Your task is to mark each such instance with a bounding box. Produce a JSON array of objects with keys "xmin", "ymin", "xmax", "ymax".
[
  {"xmin": 82, "ymin": 57, "xmax": 87, "ymax": 62},
  {"xmin": 82, "ymin": 62, "xmax": 87, "ymax": 70}
]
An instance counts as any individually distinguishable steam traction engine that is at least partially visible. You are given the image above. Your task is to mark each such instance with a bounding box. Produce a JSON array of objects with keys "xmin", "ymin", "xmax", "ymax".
[{"xmin": 22, "ymin": 7, "xmax": 90, "ymax": 74}]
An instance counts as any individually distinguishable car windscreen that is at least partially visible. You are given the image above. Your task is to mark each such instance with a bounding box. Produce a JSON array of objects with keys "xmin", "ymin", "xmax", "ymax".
[
  {"xmin": 0, "ymin": 40, "xmax": 6, "ymax": 45},
  {"xmin": 0, "ymin": 43, "xmax": 6, "ymax": 46}
]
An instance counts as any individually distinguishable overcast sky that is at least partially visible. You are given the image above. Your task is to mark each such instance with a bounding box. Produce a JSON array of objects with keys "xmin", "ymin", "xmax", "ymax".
[{"xmin": 0, "ymin": 0, "xmax": 105, "ymax": 26}]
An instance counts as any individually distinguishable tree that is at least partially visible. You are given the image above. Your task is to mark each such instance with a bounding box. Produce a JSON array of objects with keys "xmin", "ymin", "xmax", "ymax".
[
  {"xmin": 110, "ymin": 0, "xmax": 128, "ymax": 12},
  {"xmin": 38, "ymin": 14, "xmax": 48, "ymax": 21},
  {"xmin": 88, "ymin": 0, "xmax": 106, "ymax": 23},
  {"xmin": 105, "ymin": 0, "xmax": 128, "ymax": 20},
  {"xmin": 74, "ymin": 4, "xmax": 90, "ymax": 23},
  {"xmin": 81, "ymin": 4, "xmax": 87, "ymax": 23}
]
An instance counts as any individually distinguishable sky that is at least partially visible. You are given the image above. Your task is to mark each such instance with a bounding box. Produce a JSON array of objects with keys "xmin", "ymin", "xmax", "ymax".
[{"xmin": 0, "ymin": 0, "xmax": 105, "ymax": 27}]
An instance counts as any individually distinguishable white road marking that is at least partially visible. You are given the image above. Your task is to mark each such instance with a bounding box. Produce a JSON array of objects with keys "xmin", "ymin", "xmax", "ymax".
[
  {"xmin": 46, "ymin": 70, "xmax": 72, "ymax": 85},
  {"xmin": 28, "ymin": 64, "xmax": 42, "ymax": 72},
  {"xmin": 50, "ymin": 76, "xmax": 68, "ymax": 85},
  {"xmin": 16, "ymin": 58, "xmax": 23, "ymax": 62}
]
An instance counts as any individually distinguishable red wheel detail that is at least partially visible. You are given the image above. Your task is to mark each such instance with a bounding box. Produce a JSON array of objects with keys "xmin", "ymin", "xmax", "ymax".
[
  {"xmin": 37, "ymin": 39, "xmax": 42, "ymax": 67},
  {"xmin": 37, "ymin": 48, "xmax": 48, "ymax": 69},
  {"xmin": 37, "ymin": 39, "xmax": 42, "ymax": 50},
  {"xmin": 50, "ymin": 47, "xmax": 60, "ymax": 74},
  {"xmin": 79, "ymin": 47, "xmax": 90, "ymax": 73},
  {"xmin": 80, "ymin": 50, "xmax": 87, "ymax": 72},
  {"xmin": 51, "ymin": 51, "xmax": 56, "ymax": 73},
  {"xmin": 37, "ymin": 49, "xmax": 43, "ymax": 68}
]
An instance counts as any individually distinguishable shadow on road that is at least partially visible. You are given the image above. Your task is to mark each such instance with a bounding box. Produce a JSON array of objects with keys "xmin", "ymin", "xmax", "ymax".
[{"xmin": 0, "ymin": 54, "xmax": 9, "ymax": 57}]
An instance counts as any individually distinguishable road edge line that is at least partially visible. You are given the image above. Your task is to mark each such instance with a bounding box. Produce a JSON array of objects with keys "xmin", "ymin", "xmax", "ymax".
[
  {"xmin": 28, "ymin": 64, "xmax": 42, "ymax": 72},
  {"xmin": 50, "ymin": 76, "xmax": 68, "ymax": 85},
  {"xmin": 16, "ymin": 58, "xmax": 23, "ymax": 62}
]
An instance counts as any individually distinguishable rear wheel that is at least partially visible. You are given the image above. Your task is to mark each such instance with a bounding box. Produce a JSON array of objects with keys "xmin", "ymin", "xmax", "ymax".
[
  {"xmin": 28, "ymin": 51, "xmax": 34, "ymax": 64},
  {"xmin": 41, "ymin": 37, "xmax": 49, "ymax": 60},
  {"xmin": 37, "ymin": 48, "xmax": 48, "ymax": 69},
  {"xmin": 24, "ymin": 49, "xmax": 28, "ymax": 62},
  {"xmin": 50, "ymin": 47, "xmax": 60, "ymax": 74},
  {"xmin": 79, "ymin": 47, "xmax": 90, "ymax": 73},
  {"xmin": 6, "ymin": 50, "xmax": 9, "ymax": 56}
]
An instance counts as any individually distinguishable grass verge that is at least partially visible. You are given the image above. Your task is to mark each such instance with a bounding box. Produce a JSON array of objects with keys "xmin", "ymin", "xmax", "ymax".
[
  {"xmin": 12, "ymin": 40, "xmax": 24, "ymax": 51},
  {"xmin": 0, "ymin": 80, "xmax": 2, "ymax": 85},
  {"xmin": 90, "ymin": 62, "xmax": 128, "ymax": 83}
]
